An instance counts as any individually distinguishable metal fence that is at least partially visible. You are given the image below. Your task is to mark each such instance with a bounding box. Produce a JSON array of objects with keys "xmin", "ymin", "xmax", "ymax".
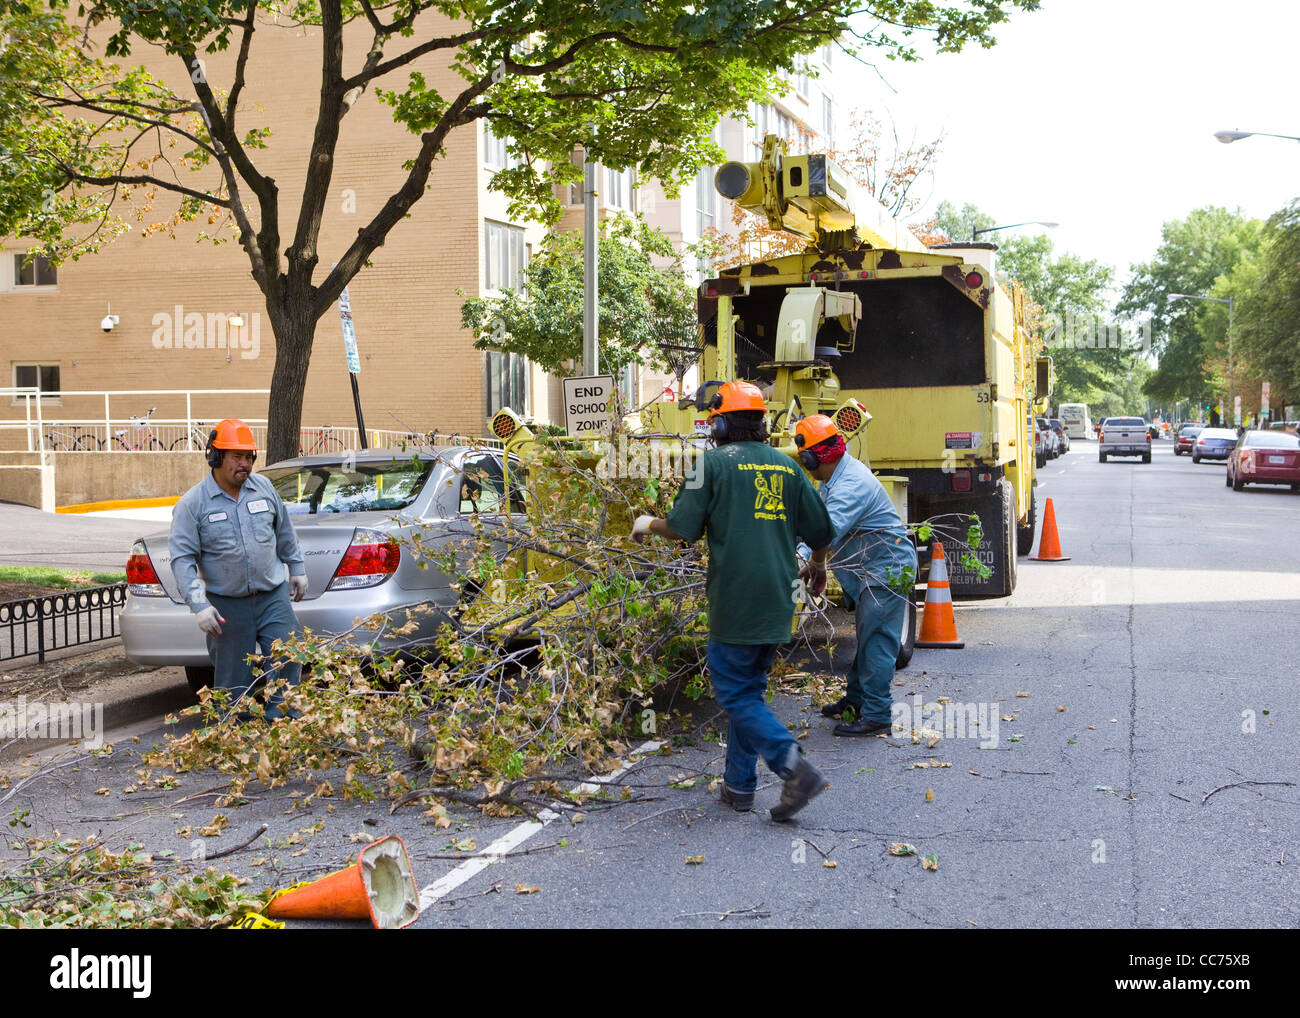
[{"xmin": 0, "ymin": 584, "xmax": 127, "ymax": 665}]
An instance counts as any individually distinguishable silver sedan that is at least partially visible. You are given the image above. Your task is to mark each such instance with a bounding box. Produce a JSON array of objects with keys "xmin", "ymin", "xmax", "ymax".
[{"xmin": 119, "ymin": 445, "xmax": 521, "ymax": 692}]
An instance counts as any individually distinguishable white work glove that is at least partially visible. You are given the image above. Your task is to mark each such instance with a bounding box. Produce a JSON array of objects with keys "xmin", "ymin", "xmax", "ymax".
[
  {"xmin": 289, "ymin": 574, "xmax": 309, "ymax": 602},
  {"xmin": 195, "ymin": 605, "xmax": 225, "ymax": 637},
  {"xmin": 632, "ymin": 515, "xmax": 656, "ymax": 543}
]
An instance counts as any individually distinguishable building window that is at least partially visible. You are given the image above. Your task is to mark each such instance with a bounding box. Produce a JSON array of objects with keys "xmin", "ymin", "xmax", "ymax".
[
  {"xmin": 13, "ymin": 252, "xmax": 57, "ymax": 287},
  {"xmin": 796, "ymin": 57, "xmax": 811, "ymax": 100},
  {"xmin": 695, "ymin": 166, "xmax": 715, "ymax": 279},
  {"xmin": 483, "ymin": 121, "xmax": 517, "ymax": 170},
  {"xmin": 605, "ymin": 166, "xmax": 635, "ymax": 211},
  {"xmin": 484, "ymin": 220, "xmax": 527, "ymax": 293},
  {"xmin": 822, "ymin": 95, "xmax": 834, "ymax": 147},
  {"xmin": 485, "ymin": 351, "xmax": 528, "ymax": 418},
  {"xmin": 821, "ymin": 41, "xmax": 834, "ymax": 67},
  {"xmin": 750, "ymin": 102, "xmax": 769, "ymax": 151},
  {"xmin": 13, "ymin": 364, "xmax": 61, "ymax": 403},
  {"xmin": 617, "ymin": 362, "xmax": 638, "ymax": 410}
]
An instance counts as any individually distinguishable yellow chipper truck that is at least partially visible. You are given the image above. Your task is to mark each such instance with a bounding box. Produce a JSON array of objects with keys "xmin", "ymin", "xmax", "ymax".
[{"xmin": 643, "ymin": 134, "xmax": 1047, "ymax": 598}]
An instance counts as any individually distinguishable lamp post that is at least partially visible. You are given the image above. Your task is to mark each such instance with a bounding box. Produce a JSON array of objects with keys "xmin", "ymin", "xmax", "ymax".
[
  {"xmin": 1214, "ymin": 129, "xmax": 1300, "ymax": 145},
  {"xmin": 971, "ymin": 220, "xmax": 1059, "ymax": 241},
  {"xmin": 1169, "ymin": 293, "xmax": 1234, "ymax": 423}
]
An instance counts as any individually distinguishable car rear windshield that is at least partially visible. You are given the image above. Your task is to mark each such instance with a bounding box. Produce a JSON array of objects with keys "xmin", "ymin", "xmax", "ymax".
[
  {"xmin": 1245, "ymin": 432, "xmax": 1300, "ymax": 449},
  {"xmin": 1179, "ymin": 426, "xmax": 1202, "ymax": 436},
  {"xmin": 262, "ymin": 458, "xmax": 434, "ymax": 513},
  {"xmin": 1105, "ymin": 417, "xmax": 1145, "ymax": 427}
]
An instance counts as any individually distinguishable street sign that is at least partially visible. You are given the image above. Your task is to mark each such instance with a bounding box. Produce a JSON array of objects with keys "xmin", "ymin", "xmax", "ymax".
[
  {"xmin": 338, "ymin": 286, "xmax": 361, "ymax": 374},
  {"xmin": 562, "ymin": 374, "xmax": 616, "ymax": 437},
  {"xmin": 1234, "ymin": 395, "xmax": 1242, "ymax": 426},
  {"xmin": 1262, "ymin": 381, "xmax": 1271, "ymax": 419}
]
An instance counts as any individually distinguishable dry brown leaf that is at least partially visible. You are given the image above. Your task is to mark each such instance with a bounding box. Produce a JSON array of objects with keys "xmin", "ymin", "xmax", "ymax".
[
  {"xmin": 889, "ymin": 843, "xmax": 917, "ymax": 856},
  {"xmin": 823, "ymin": 859, "xmax": 838, "ymax": 869},
  {"xmin": 921, "ymin": 854, "xmax": 939, "ymax": 872},
  {"xmin": 515, "ymin": 883, "xmax": 540, "ymax": 895},
  {"xmin": 1016, "ymin": 691, "xmax": 1030, "ymax": 698},
  {"xmin": 347, "ymin": 832, "xmax": 374, "ymax": 844},
  {"xmin": 968, "ymin": 770, "xmax": 981, "ymax": 776},
  {"xmin": 926, "ymin": 736, "xmax": 941, "ymax": 749},
  {"xmin": 925, "ymin": 788, "xmax": 934, "ymax": 803},
  {"xmin": 685, "ymin": 854, "xmax": 706, "ymax": 865},
  {"xmin": 175, "ymin": 826, "xmax": 193, "ymax": 839},
  {"xmin": 93, "ymin": 787, "xmax": 110, "ymax": 796},
  {"xmin": 250, "ymin": 857, "xmax": 269, "ymax": 867},
  {"xmin": 1056, "ymin": 705, "xmax": 1067, "ymax": 712},
  {"xmin": 197, "ymin": 813, "xmax": 228, "ymax": 838},
  {"xmin": 291, "ymin": 846, "xmax": 309, "ymax": 857},
  {"xmin": 911, "ymin": 761, "xmax": 931, "ymax": 769}
]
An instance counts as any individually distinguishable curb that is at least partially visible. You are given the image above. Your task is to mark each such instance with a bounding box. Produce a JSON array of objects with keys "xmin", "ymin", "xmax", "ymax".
[{"xmin": 1, "ymin": 665, "xmax": 195, "ymax": 763}]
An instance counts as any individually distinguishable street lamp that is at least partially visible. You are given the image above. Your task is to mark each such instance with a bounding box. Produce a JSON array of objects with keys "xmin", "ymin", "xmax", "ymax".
[
  {"xmin": 1214, "ymin": 129, "xmax": 1300, "ymax": 145},
  {"xmin": 1169, "ymin": 292, "xmax": 1234, "ymax": 423},
  {"xmin": 971, "ymin": 220, "xmax": 1059, "ymax": 241}
]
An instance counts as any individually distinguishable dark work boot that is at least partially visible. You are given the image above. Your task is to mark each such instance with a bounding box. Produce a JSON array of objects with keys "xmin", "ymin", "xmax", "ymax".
[
  {"xmin": 719, "ymin": 783, "xmax": 755, "ymax": 812},
  {"xmin": 820, "ymin": 696, "xmax": 852, "ymax": 718},
  {"xmin": 770, "ymin": 758, "xmax": 826, "ymax": 822}
]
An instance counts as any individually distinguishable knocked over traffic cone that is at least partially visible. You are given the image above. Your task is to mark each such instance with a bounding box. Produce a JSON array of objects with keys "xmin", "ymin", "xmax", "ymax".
[
  {"xmin": 915, "ymin": 542, "xmax": 964, "ymax": 649},
  {"xmin": 266, "ymin": 835, "xmax": 421, "ymax": 928},
  {"xmin": 1030, "ymin": 497, "xmax": 1071, "ymax": 561}
]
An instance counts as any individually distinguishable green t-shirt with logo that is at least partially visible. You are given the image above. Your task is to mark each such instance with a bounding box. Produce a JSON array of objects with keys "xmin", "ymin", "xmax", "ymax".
[{"xmin": 666, "ymin": 441, "xmax": 834, "ymax": 645}]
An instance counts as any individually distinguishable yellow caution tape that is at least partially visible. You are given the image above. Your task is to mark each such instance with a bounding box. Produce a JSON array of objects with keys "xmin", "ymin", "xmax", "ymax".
[{"xmin": 232, "ymin": 912, "xmax": 285, "ymax": 930}]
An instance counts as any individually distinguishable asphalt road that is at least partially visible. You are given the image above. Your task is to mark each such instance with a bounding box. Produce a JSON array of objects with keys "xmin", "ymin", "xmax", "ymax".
[
  {"xmin": 4, "ymin": 437, "xmax": 1297, "ymax": 929},
  {"xmin": 0, "ymin": 503, "xmax": 161, "ymax": 574}
]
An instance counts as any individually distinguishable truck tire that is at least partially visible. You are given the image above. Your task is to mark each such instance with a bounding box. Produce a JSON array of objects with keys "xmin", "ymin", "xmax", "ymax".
[
  {"xmin": 185, "ymin": 665, "xmax": 214, "ymax": 695},
  {"xmin": 895, "ymin": 596, "xmax": 917, "ymax": 669},
  {"xmin": 1099, "ymin": 451, "xmax": 1107, "ymax": 463},
  {"xmin": 1142, "ymin": 452, "xmax": 1151, "ymax": 463},
  {"xmin": 1016, "ymin": 483, "xmax": 1038, "ymax": 557}
]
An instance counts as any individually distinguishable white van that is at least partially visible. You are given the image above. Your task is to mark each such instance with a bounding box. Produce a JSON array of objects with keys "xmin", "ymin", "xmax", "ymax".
[{"xmin": 1058, "ymin": 403, "xmax": 1093, "ymax": 440}]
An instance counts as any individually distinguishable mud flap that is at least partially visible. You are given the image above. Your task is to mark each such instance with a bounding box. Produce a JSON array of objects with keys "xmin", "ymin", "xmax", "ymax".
[{"xmin": 936, "ymin": 482, "xmax": 1016, "ymax": 600}]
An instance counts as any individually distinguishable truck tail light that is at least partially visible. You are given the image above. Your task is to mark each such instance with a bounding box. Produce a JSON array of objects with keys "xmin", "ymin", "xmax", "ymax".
[
  {"xmin": 126, "ymin": 540, "xmax": 166, "ymax": 596},
  {"xmin": 328, "ymin": 529, "xmax": 400, "ymax": 590},
  {"xmin": 951, "ymin": 469, "xmax": 972, "ymax": 492},
  {"xmin": 965, "ymin": 271, "xmax": 983, "ymax": 288}
]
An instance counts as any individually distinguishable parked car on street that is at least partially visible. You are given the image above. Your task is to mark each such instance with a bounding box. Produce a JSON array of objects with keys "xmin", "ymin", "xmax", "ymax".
[
  {"xmin": 1098, "ymin": 417, "xmax": 1151, "ymax": 463},
  {"xmin": 1226, "ymin": 430, "xmax": 1300, "ymax": 491},
  {"xmin": 120, "ymin": 445, "xmax": 523, "ymax": 692},
  {"xmin": 1048, "ymin": 419, "xmax": 1070, "ymax": 454},
  {"xmin": 1036, "ymin": 417, "xmax": 1059, "ymax": 460},
  {"xmin": 1174, "ymin": 424, "xmax": 1203, "ymax": 455},
  {"xmin": 1191, "ymin": 427, "xmax": 1239, "ymax": 464}
]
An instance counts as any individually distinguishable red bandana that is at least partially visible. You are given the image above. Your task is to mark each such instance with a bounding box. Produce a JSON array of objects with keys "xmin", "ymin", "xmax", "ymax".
[{"xmin": 813, "ymin": 435, "xmax": 846, "ymax": 463}]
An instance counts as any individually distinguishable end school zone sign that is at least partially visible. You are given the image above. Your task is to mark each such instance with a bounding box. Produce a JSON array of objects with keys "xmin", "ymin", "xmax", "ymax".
[{"xmin": 562, "ymin": 375, "xmax": 616, "ymax": 437}]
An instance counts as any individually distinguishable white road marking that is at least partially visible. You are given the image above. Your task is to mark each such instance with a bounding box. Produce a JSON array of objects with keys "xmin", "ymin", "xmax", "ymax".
[{"xmin": 418, "ymin": 738, "xmax": 664, "ymax": 907}]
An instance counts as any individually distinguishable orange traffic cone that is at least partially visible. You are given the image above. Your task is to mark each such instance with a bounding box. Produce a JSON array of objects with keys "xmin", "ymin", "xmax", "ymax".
[
  {"xmin": 1029, "ymin": 497, "xmax": 1071, "ymax": 561},
  {"xmin": 265, "ymin": 835, "xmax": 421, "ymax": 928},
  {"xmin": 915, "ymin": 542, "xmax": 964, "ymax": 649}
]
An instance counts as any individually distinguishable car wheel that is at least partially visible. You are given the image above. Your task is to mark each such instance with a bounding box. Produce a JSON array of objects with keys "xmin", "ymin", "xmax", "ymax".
[
  {"xmin": 1192, "ymin": 454, "xmax": 1200, "ymax": 464},
  {"xmin": 1142, "ymin": 453, "xmax": 1151, "ymax": 463},
  {"xmin": 1232, "ymin": 473, "xmax": 1244, "ymax": 491},
  {"xmin": 1291, "ymin": 483, "xmax": 1300, "ymax": 494},
  {"xmin": 1225, "ymin": 469, "xmax": 1232, "ymax": 487},
  {"xmin": 1099, "ymin": 451, "xmax": 1106, "ymax": 462},
  {"xmin": 1174, "ymin": 448, "xmax": 1182, "ymax": 456},
  {"xmin": 185, "ymin": 665, "xmax": 214, "ymax": 695},
  {"xmin": 895, "ymin": 596, "xmax": 917, "ymax": 669}
]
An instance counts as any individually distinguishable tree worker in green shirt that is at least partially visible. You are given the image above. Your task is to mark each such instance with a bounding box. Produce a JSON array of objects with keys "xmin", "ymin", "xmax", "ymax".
[{"xmin": 632, "ymin": 381, "xmax": 835, "ymax": 822}]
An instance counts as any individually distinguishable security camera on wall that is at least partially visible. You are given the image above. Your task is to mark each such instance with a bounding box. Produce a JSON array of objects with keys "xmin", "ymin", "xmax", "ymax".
[{"xmin": 101, "ymin": 304, "xmax": 119, "ymax": 333}]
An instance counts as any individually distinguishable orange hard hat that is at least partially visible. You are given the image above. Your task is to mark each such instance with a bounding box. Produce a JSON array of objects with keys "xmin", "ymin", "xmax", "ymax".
[
  {"xmin": 210, "ymin": 418, "xmax": 257, "ymax": 451},
  {"xmin": 708, "ymin": 381, "xmax": 767, "ymax": 417},
  {"xmin": 794, "ymin": 414, "xmax": 841, "ymax": 449}
]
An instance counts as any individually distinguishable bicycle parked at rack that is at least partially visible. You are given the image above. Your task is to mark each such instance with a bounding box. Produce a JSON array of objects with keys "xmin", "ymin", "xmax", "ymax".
[
  {"xmin": 300, "ymin": 424, "xmax": 344, "ymax": 455},
  {"xmin": 169, "ymin": 421, "xmax": 209, "ymax": 452},
  {"xmin": 43, "ymin": 425, "xmax": 104, "ymax": 450},
  {"xmin": 111, "ymin": 408, "xmax": 165, "ymax": 451}
]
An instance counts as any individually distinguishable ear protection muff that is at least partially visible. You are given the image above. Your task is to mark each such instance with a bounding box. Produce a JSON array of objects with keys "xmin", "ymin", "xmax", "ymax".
[
  {"xmin": 708, "ymin": 392, "xmax": 728, "ymax": 443},
  {"xmin": 206, "ymin": 429, "xmax": 223, "ymax": 468},
  {"xmin": 794, "ymin": 432, "xmax": 818, "ymax": 471}
]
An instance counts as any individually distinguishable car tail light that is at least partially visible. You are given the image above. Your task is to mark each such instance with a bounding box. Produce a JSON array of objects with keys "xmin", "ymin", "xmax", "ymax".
[
  {"xmin": 328, "ymin": 528, "xmax": 400, "ymax": 590},
  {"xmin": 951, "ymin": 469, "xmax": 972, "ymax": 492},
  {"xmin": 1241, "ymin": 451, "xmax": 1256, "ymax": 474},
  {"xmin": 1145, "ymin": 431, "xmax": 1151, "ymax": 443},
  {"xmin": 1197, "ymin": 437, "xmax": 1205, "ymax": 445},
  {"xmin": 126, "ymin": 540, "xmax": 165, "ymax": 596}
]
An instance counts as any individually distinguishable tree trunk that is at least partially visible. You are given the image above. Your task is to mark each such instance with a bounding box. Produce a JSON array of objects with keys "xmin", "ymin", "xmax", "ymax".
[{"xmin": 265, "ymin": 303, "xmax": 316, "ymax": 464}]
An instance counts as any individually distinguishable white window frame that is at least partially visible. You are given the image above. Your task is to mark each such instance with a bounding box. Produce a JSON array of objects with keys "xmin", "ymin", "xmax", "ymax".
[
  {"xmin": 10, "ymin": 251, "xmax": 58, "ymax": 290},
  {"xmin": 484, "ymin": 220, "xmax": 527, "ymax": 294},
  {"xmin": 12, "ymin": 363, "xmax": 61, "ymax": 405}
]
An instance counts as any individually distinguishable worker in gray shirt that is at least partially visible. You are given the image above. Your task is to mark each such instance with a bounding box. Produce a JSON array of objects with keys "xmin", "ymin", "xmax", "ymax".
[{"xmin": 169, "ymin": 418, "xmax": 307, "ymax": 718}]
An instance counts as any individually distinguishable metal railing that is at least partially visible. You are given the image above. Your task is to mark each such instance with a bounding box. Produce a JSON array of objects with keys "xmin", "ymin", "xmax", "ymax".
[
  {"xmin": 0, "ymin": 389, "xmax": 493, "ymax": 455},
  {"xmin": 0, "ymin": 583, "xmax": 127, "ymax": 664}
]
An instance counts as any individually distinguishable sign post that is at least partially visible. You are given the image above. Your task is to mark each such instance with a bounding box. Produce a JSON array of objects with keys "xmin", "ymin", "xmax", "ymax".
[
  {"xmin": 337, "ymin": 281, "xmax": 368, "ymax": 449},
  {"xmin": 562, "ymin": 375, "xmax": 616, "ymax": 439},
  {"xmin": 1234, "ymin": 395, "xmax": 1242, "ymax": 427},
  {"xmin": 1261, "ymin": 382, "xmax": 1271, "ymax": 425}
]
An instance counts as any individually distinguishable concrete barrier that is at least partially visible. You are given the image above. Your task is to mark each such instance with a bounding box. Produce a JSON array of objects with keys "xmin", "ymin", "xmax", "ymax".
[
  {"xmin": 0, "ymin": 451, "xmax": 207, "ymax": 509},
  {"xmin": 0, "ymin": 453, "xmax": 55, "ymax": 511}
]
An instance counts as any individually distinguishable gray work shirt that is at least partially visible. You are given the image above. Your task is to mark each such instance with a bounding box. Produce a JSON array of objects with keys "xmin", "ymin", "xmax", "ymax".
[{"xmin": 169, "ymin": 471, "xmax": 305, "ymax": 612}]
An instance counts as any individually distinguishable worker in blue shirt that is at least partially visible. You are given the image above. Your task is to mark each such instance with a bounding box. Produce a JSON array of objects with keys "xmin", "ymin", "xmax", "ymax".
[
  {"xmin": 169, "ymin": 419, "xmax": 307, "ymax": 718},
  {"xmin": 795, "ymin": 415, "xmax": 917, "ymax": 736}
]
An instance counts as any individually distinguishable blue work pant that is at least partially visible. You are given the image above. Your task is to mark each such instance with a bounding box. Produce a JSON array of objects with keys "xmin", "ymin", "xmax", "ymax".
[
  {"xmin": 707, "ymin": 640, "xmax": 799, "ymax": 794},
  {"xmin": 205, "ymin": 582, "xmax": 302, "ymax": 719},
  {"xmin": 846, "ymin": 586, "xmax": 906, "ymax": 724}
]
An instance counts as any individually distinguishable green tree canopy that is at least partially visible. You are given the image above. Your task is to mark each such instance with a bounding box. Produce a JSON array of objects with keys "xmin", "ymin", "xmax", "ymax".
[
  {"xmin": 1236, "ymin": 199, "xmax": 1300, "ymax": 414},
  {"xmin": 1116, "ymin": 206, "xmax": 1262, "ymax": 404},
  {"xmin": 0, "ymin": 0, "xmax": 1041, "ymax": 459},
  {"xmin": 460, "ymin": 213, "xmax": 696, "ymax": 384}
]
